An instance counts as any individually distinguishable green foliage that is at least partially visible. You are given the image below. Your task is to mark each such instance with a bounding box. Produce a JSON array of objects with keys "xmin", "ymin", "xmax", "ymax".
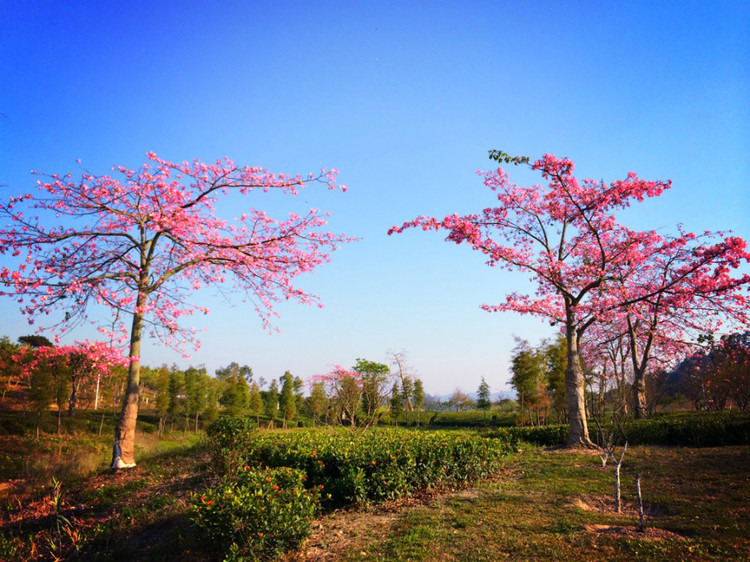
[
  {"xmin": 354, "ymin": 358, "xmax": 390, "ymax": 426},
  {"xmin": 499, "ymin": 424, "xmax": 569, "ymax": 447},
  {"xmin": 510, "ymin": 338, "xmax": 549, "ymax": 425},
  {"xmin": 221, "ymin": 370, "xmax": 251, "ymax": 418},
  {"xmin": 278, "ymin": 371, "xmax": 297, "ymax": 427},
  {"xmin": 307, "ymin": 381, "xmax": 328, "ymax": 425},
  {"xmin": 209, "ymin": 428, "xmax": 516, "ymax": 507},
  {"xmin": 205, "ymin": 416, "xmax": 257, "ymax": 475},
  {"xmin": 390, "ymin": 382, "xmax": 403, "ymax": 422},
  {"xmin": 184, "ymin": 366, "xmax": 209, "ymax": 425},
  {"xmin": 192, "ymin": 466, "xmax": 321, "ymax": 561},
  {"xmin": 248, "ymin": 382, "xmax": 264, "ymax": 422},
  {"xmin": 487, "ymin": 149, "xmax": 530, "ymax": 166},
  {"xmin": 619, "ymin": 411, "xmax": 750, "ymax": 447},
  {"xmin": 264, "ymin": 380, "xmax": 280, "ymax": 421},
  {"xmin": 500, "ymin": 411, "xmax": 750, "ymax": 447},
  {"xmin": 427, "ymin": 410, "xmax": 517, "ymax": 428},
  {"xmin": 476, "ymin": 377, "xmax": 491, "ymax": 412}
]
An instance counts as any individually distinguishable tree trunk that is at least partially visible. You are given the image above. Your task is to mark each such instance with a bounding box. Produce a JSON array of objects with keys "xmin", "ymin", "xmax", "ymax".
[
  {"xmin": 68, "ymin": 378, "xmax": 80, "ymax": 417},
  {"xmin": 633, "ymin": 369, "xmax": 648, "ymax": 419},
  {"xmin": 565, "ymin": 319, "xmax": 593, "ymax": 447},
  {"xmin": 111, "ymin": 304, "xmax": 144, "ymax": 470}
]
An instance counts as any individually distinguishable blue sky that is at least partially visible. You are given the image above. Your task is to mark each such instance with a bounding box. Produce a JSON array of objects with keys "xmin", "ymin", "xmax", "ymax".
[{"xmin": 1, "ymin": 1, "xmax": 748, "ymax": 395}]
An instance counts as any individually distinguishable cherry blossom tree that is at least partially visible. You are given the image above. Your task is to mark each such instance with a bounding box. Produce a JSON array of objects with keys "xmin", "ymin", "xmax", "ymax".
[
  {"xmin": 390, "ymin": 151, "xmax": 749, "ymax": 444},
  {"xmin": 312, "ymin": 366, "xmax": 362, "ymax": 427},
  {"xmin": 390, "ymin": 151, "xmax": 672, "ymax": 446},
  {"xmin": 591, "ymin": 231, "xmax": 749, "ymax": 417},
  {"xmin": 0, "ymin": 153, "xmax": 351, "ymax": 468},
  {"xmin": 14, "ymin": 340, "xmax": 126, "ymax": 417}
]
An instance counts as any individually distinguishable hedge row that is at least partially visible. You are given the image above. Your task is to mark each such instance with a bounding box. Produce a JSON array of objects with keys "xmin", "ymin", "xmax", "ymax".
[
  {"xmin": 218, "ymin": 425, "xmax": 517, "ymax": 505},
  {"xmin": 198, "ymin": 422, "xmax": 517, "ymax": 559},
  {"xmin": 425, "ymin": 410, "xmax": 517, "ymax": 428},
  {"xmin": 497, "ymin": 411, "xmax": 750, "ymax": 447}
]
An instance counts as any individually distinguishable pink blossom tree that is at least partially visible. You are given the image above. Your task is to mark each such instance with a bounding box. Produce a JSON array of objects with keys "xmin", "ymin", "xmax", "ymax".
[
  {"xmin": 389, "ymin": 151, "xmax": 673, "ymax": 446},
  {"xmin": 0, "ymin": 153, "xmax": 351, "ymax": 467},
  {"xmin": 595, "ymin": 231, "xmax": 749, "ymax": 417},
  {"xmin": 311, "ymin": 366, "xmax": 362, "ymax": 427},
  {"xmin": 14, "ymin": 340, "xmax": 126, "ymax": 417},
  {"xmin": 390, "ymin": 152, "xmax": 749, "ymax": 443}
]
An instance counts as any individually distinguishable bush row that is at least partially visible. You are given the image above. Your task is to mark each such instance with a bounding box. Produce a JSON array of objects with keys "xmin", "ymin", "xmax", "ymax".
[
  {"xmin": 425, "ymin": 410, "xmax": 517, "ymax": 428},
  {"xmin": 496, "ymin": 411, "xmax": 750, "ymax": 447},
  {"xmin": 196, "ymin": 422, "xmax": 517, "ymax": 559},
  {"xmin": 226, "ymin": 427, "xmax": 517, "ymax": 505}
]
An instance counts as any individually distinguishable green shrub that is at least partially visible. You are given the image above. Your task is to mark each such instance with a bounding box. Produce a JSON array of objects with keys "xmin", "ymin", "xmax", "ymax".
[
  {"xmin": 210, "ymin": 428, "xmax": 516, "ymax": 506},
  {"xmin": 497, "ymin": 411, "xmax": 750, "ymax": 448},
  {"xmin": 205, "ymin": 417, "xmax": 257, "ymax": 476},
  {"xmin": 192, "ymin": 466, "xmax": 320, "ymax": 561},
  {"xmin": 619, "ymin": 411, "xmax": 750, "ymax": 447},
  {"xmin": 426, "ymin": 410, "xmax": 517, "ymax": 428},
  {"xmin": 499, "ymin": 425, "xmax": 568, "ymax": 447}
]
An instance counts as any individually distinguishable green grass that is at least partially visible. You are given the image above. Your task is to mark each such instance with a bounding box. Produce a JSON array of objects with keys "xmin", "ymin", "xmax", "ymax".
[
  {"xmin": 325, "ymin": 445, "xmax": 750, "ymax": 561},
  {"xmin": 2, "ymin": 411, "xmax": 749, "ymax": 561}
]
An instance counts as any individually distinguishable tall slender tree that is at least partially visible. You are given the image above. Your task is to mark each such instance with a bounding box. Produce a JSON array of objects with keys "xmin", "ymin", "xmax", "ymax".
[
  {"xmin": 279, "ymin": 371, "xmax": 297, "ymax": 429},
  {"xmin": 476, "ymin": 377, "xmax": 492, "ymax": 415}
]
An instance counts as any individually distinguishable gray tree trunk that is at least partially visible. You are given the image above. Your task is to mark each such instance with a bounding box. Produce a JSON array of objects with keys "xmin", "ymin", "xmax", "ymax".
[{"xmin": 111, "ymin": 301, "xmax": 144, "ymax": 469}]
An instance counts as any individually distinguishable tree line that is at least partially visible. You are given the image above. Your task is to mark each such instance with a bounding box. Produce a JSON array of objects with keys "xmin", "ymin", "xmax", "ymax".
[{"xmin": 509, "ymin": 331, "xmax": 750, "ymax": 426}]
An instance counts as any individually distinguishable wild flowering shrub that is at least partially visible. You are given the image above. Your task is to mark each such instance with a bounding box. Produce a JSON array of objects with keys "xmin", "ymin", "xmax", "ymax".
[{"xmin": 192, "ymin": 465, "xmax": 321, "ymax": 561}]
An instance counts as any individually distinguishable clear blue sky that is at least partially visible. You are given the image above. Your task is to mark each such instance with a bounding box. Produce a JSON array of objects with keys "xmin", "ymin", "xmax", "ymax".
[{"xmin": 1, "ymin": 1, "xmax": 748, "ymax": 396}]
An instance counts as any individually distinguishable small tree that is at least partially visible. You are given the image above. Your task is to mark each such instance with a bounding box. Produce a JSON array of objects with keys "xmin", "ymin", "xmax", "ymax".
[
  {"xmin": 155, "ymin": 365, "xmax": 171, "ymax": 433},
  {"xmin": 184, "ymin": 366, "xmax": 209, "ymax": 432},
  {"xmin": 476, "ymin": 377, "xmax": 491, "ymax": 415},
  {"xmin": 510, "ymin": 339, "xmax": 549, "ymax": 425},
  {"xmin": 248, "ymin": 381, "xmax": 264, "ymax": 425},
  {"xmin": 0, "ymin": 336, "xmax": 22, "ymax": 405},
  {"xmin": 27, "ymin": 357, "xmax": 54, "ymax": 438},
  {"xmin": 278, "ymin": 371, "xmax": 297, "ymax": 429},
  {"xmin": 390, "ymin": 382, "xmax": 403, "ymax": 425},
  {"xmin": 220, "ymin": 369, "xmax": 250, "ymax": 418},
  {"xmin": 308, "ymin": 381, "xmax": 328, "ymax": 426},
  {"xmin": 401, "ymin": 377, "xmax": 414, "ymax": 424},
  {"xmin": 313, "ymin": 367, "xmax": 361, "ymax": 427},
  {"xmin": 413, "ymin": 379, "xmax": 425, "ymax": 426},
  {"xmin": 264, "ymin": 380, "xmax": 280, "ymax": 427},
  {"xmin": 353, "ymin": 358, "xmax": 390, "ymax": 427},
  {"xmin": 448, "ymin": 389, "xmax": 473, "ymax": 411}
]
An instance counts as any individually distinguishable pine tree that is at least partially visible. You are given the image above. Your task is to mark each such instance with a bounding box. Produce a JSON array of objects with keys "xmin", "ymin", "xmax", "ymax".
[
  {"xmin": 413, "ymin": 379, "xmax": 425, "ymax": 426},
  {"xmin": 390, "ymin": 382, "xmax": 403, "ymax": 425},
  {"xmin": 477, "ymin": 377, "xmax": 492, "ymax": 415},
  {"xmin": 265, "ymin": 380, "xmax": 280, "ymax": 427},
  {"xmin": 279, "ymin": 371, "xmax": 297, "ymax": 429},
  {"xmin": 248, "ymin": 381, "xmax": 264, "ymax": 425}
]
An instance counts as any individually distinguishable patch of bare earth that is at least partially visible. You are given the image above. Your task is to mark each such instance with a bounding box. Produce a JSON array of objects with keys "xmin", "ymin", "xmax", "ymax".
[
  {"xmin": 283, "ymin": 485, "xmax": 477, "ymax": 561},
  {"xmin": 571, "ymin": 494, "xmax": 686, "ymax": 541}
]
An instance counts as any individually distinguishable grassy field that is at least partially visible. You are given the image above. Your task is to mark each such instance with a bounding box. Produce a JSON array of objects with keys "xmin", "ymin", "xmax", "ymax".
[
  {"xmin": 303, "ymin": 445, "xmax": 749, "ymax": 561},
  {"xmin": 1, "ymin": 424, "xmax": 749, "ymax": 560}
]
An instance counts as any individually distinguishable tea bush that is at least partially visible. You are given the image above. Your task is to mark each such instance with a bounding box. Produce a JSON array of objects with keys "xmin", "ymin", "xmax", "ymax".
[
  {"xmin": 207, "ymin": 426, "xmax": 516, "ymax": 506},
  {"xmin": 496, "ymin": 411, "xmax": 750, "ymax": 447},
  {"xmin": 205, "ymin": 416, "xmax": 257, "ymax": 476},
  {"xmin": 192, "ymin": 465, "xmax": 320, "ymax": 561},
  {"xmin": 620, "ymin": 411, "xmax": 750, "ymax": 446},
  {"xmin": 426, "ymin": 410, "xmax": 517, "ymax": 428}
]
